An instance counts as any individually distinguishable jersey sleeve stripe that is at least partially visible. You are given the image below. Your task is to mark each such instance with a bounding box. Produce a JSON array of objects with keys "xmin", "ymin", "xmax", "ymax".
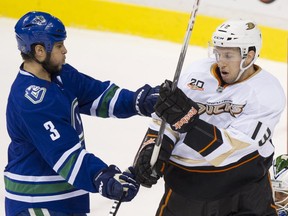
[
  {"xmin": 68, "ymin": 149, "xmax": 88, "ymax": 185},
  {"xmin": 58, "ymin": 154, "xmax": 78, "ymax": 179},
  {"xmin": 97, "ymin": 84, "xmax": 120, "ymax": 118},
  {"xmin": 251, "ymin": 121, "xmax": 263, "ymax": 140},
  {"xmin": 89, "ymin": 83, "xmax": 113, "ymax": 116},
  {"xmin": 53, "ymin": 143, "xmax": 81, "ymax": 172},
  {"xmin": 108, "ymin": 88, "xmax": 122, "ymax": 117}
]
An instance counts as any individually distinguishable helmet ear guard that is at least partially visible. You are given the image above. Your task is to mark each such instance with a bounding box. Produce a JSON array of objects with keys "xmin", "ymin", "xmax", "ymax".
[{"xmin": 15, "ymin": 11, "xmax": 67, "ymax": 55}]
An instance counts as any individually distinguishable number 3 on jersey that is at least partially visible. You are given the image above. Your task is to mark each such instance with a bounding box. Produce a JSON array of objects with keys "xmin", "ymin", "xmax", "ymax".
[{"xmin": 44, "ymin": 121, "xmax": 60, "ymax": 141}]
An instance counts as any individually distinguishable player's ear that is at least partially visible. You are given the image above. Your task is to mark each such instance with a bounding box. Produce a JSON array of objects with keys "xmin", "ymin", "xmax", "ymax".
[
  {"xmin": 244, "ymin": 50, "xmax": 256, "ymax": 67},
  {"xmin": 34, "ymin": 44, "xmax": 46, "ymax": 61}
]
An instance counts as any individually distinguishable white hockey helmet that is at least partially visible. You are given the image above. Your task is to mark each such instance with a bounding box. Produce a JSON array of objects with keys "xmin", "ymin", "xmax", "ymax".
[
  {"xmin": 272, "ymin": 154, "xmax": 288, "ymax": 213},
  {"xmin": 212, "ymin": 19, "xmax": 262, "ymax": 60},
  {"xmin": 212, "ymin": 19, "xmax": 262, "ymax": 82}
]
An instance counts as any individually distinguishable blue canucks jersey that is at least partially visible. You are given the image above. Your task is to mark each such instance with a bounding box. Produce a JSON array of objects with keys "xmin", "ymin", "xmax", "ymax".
[{"xmin": 5, "ymin": 63, "xmax": 139, "ymax": 215}]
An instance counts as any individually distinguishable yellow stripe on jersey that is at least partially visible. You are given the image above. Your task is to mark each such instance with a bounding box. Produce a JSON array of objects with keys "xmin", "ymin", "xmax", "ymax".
[{"xmin": 0, "ymin": 0, "xmax": 286, "ymax": 62}]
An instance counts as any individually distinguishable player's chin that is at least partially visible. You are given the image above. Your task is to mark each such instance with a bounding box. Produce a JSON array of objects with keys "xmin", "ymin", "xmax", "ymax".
[
  {"xmin": 221, "ymin": 76, "xmax": 234, "ymax": 84},
  {"xmin": 58, "ymin": 64, "xmax": 64, "ymax": 72},
  {"xmin": 51, "ymin": 64, "xmax": 63, "ymax": 75},
  {"xmin": 220, "ymin": 73, "xmax": 231, "ymax": 83},
  {"xmin": 59, "ymin": 62, "xmax": 65, "ymax": 69}
]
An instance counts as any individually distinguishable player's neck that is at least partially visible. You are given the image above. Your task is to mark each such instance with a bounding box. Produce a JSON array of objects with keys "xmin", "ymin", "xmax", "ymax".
[{"xmin": 23, "ymin": 60, "xmax": 51, "ymax": 81}]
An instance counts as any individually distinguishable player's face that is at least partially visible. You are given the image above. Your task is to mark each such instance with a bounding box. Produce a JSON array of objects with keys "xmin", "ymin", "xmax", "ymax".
[
  {"xmin": 46, "ymin": 41, "xmax": 67, "ymax": 74},
  {"xmin": 214, "ymin": 47, "xmax": 242, "ymax": 84}
]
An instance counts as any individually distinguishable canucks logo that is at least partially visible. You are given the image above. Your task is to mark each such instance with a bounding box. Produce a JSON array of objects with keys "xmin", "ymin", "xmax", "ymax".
[
  {"xmin": 31, "ymin": 15, "xmax": 47, "ymax": 25},
  {"xmin": 25, "ymin": 85, "xmax": 47, "ymax": 104}
]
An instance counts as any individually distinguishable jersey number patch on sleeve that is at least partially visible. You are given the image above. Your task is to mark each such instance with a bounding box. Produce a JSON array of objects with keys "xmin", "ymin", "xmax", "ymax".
[
  {"xmin": 251, "ymin": 121, "xmax": 272, "ymax": 146},
  {"xmin": 44, "ymin": 121, "xmax": 61, "ymax": 141}
]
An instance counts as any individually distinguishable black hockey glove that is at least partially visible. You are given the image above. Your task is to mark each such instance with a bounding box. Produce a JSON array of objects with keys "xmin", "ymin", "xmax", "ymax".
[
  {"xmin": 94, "ymin": 165, "xmax": 140, "ymax": 202},
  {"xmin": 134, "ymin": 84, "xmax": 160, "ymax": 116},
  {"xmin": 133, "ymin": 128, "xmax": 175, "ymax": 188},
  {"xmin": 155, "ymin": 80, "xmax": 199, "ymax": 133}
]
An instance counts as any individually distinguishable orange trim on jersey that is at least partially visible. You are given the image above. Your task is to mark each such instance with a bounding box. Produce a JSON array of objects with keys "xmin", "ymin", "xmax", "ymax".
[
  {"xmin": 270, "ymin": 204, "xmax": 277, "ymax": 211},
  {"xmin": 158, "ymin": 188, "xmax": 172, "ymax": 216},
  {"xmin": 211, "ymin": 63, "xmax": 229, "ymax": 89},
  {"xmin": 169, "ymin": 154, "xmax": 260, "ymax": 173},
  {"xmin": 198, "ymin": 126, "xmax": 217, "ymax": 154},
  {"xmin": 268, "ymin": 172, "xmax": 273, "ymax": 189},
  {"xmin": 147, "ymin": 133, "xmax": 158, "ymax": 138},
  {"xmin": 211, "ymin": 63, "xmax": 263, "ymax": 88},
  {"xmin": 160, "ymin": 163, "xmax": 166, "ymax": 173}
]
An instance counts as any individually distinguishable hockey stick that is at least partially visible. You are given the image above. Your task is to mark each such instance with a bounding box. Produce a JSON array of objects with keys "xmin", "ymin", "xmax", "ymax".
[
  {"xmin": 107, "ymin": 1, "xmax": 201, "ymax": 214},
  {"xmin": 108, "ymin": 192, "xmax": 126, "ymax": 216},
  {"xmin": 150, "ymin": 0, "xmax": 201, "ymax": 170},
  {"xmin": 108, "ymin": 199, "xmax": 122, "ymax": 216}
]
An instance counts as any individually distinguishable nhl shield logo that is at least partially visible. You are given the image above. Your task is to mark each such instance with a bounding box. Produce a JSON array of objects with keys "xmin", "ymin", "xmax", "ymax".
[{"xmin": 25, "ymin": 85, "xmax": 47, "ymax": 104}]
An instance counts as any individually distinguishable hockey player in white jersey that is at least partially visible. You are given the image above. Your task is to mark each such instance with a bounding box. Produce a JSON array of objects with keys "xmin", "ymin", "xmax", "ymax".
[
  {"xmin": 134, "ymin": 19, "xmax": 286, "ymax": 215},
  {"xmin": 5, "ymin": 11, "xmax": 160, "ymax": 216}
]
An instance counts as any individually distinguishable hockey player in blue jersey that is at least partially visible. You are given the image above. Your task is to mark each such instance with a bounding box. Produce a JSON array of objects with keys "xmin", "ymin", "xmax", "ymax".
[{"xmin": 5, "ymin": 11, "xmax": 160, "ymax": 216}]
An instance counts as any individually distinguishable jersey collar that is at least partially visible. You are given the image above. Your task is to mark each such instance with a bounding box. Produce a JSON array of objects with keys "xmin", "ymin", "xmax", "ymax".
[{"xmin": 211, "ymin": 63, "xmax": 262, "ymax": 91}]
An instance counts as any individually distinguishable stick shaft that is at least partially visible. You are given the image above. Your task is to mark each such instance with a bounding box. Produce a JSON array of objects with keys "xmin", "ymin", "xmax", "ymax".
[
  {"xmin": 150, "ymin": 0, "xmax": 201, "ymax": 168},
  {"xmin": 108, "ymin": 199, "xmax": 122, "ymax": 216},
  {"xmin": 108, "ymin": 1, "xmax": 201, "ymax": 214}
]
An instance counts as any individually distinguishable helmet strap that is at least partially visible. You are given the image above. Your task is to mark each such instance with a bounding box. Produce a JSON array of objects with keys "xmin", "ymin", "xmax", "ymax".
[{"xmin": 234, "ymin": 57, "xmax": 257, "ymax": 82}]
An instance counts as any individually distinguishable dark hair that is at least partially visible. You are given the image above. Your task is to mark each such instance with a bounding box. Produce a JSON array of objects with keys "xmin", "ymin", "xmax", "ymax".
[{"xmin": 248, "ymin": 46, "xmax": 256, "ymax": 52}]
